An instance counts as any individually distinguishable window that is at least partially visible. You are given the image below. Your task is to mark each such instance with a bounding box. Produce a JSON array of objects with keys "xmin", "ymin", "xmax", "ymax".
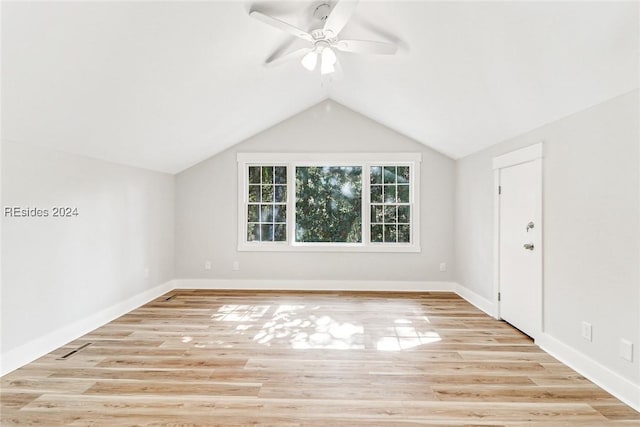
[
  {"xmin": 247, "ymin": 166, "xmax": 287, "ymax": 242},
  {"xmin": 370, "ymin": 166, "xmax": 411, "ymax": 243},
  {"xmin": 237, "ymin": 153, "xmax": 421, "ymax": 252},
  {"xmin": 296, "ymin": 166, "xmax": 362, "ymax": 243}
]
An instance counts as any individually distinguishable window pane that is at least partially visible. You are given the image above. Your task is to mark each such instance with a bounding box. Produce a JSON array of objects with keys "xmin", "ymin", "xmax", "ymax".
[
  {"xmin": 249, "ymin": 185, "xmax": 260, "ymax": 203},
  {"xmin": 260, "ymin": 224, "xmax": 274, "ymax": 241},
  {"xmin": 248, "ymin": 205, "xmax": 259, "ymax": 222},
  {"xmin": 261, "ymin": 184, "xmax": 273, "ymax": 202},
  {"xmin": 398, "ymin": 205, "xmax": 410, "ymax": 223},
  {"xmin": 274, "ymin": 185, "xmax": 287, "ymax": 202},
  {"xmin": 249, "ymin": 167, "xmax": 261, "ymax": 184},
  {"xmin": 260, "ymin": 205, "xmax": 273, "ymax": 222},
  {"xmin": 384, "ymin": 224, "xmax": 397, "ymax": 242},
  {"xmin": 384, "ymin": 166, "xmax": 396, "ymax": 183},
  {"xmin": 262, "ymin": 166, "xmax": 273, "ymax": 184},
  {"xmin": 274, "ymin": 224, "xmax": 287, "ymax": 241},
  {"xmin": 371, "ymin": 166, "xmax": 382, "ymax": 184},
  {"xmin": 371, "ymin": 185, "xmax": 382, "ymax": 203},
  {"xmin": 384, "ymin": 185, "xmax": 396, "ymax": 203},
  {"xmin": 397, "ymin": 166, "xmax": 410, "ymax": 183},
  {"xmin": 371, "ymin": 205, "xmax": 383, "ymax": 223},
  {"xmin": 274, "ymin": 204, "xmax": 286, "ymax": 223},
  {"xmin": 274, "ymin": 166, "xmax": 287, "ymax": 184},
  {"xmin": 397, "ymin": 185, "xmax": 409, "ymax": 203},
  {"xmin": 295, "ymin": 166, "xmax": 362, "ymax": 243},
  {"xmin": 371, "ymin": 225, "xmax": 383, "ymax": 242},
  {"xmin": 384, "ymin": 205, "xmax": 397, "ymax": 223},
  {"xmin": 398, "ymin": 224, "xmax": 411, "ymax": 243},
  {"xmin": 247, "ymin": 223, "xmax": 260, "ymax": 241}
]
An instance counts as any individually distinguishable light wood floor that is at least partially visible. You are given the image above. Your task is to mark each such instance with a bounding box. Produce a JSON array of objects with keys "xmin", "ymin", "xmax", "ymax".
[{"xmin": 1, "ymin": 290, "xmax": 638, "ymax": 426}]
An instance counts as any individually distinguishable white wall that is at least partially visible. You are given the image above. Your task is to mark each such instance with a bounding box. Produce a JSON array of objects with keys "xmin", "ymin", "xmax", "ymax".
[
  {"xmin": 455, "ymin": 90, "xmax": 639, "ymax": 390},
  {"xmin": 175, "ymin": 100, "xmax": 455, "ymax": 285},
  {"xmin": 1, "ymin": 142, "xmax": 175, "ymax": 369}
]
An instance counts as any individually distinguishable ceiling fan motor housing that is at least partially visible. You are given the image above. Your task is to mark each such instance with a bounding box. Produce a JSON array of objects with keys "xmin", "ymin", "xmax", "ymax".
[{"xmin": 313, "ymin": 3, "xmax": 331, "ymax": 22}]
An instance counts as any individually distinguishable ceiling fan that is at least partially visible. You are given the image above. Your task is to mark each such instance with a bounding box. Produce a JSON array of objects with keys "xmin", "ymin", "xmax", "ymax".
[{"xmin": 250, "ymin": 0, "xmax": 397, "ymax": 75}]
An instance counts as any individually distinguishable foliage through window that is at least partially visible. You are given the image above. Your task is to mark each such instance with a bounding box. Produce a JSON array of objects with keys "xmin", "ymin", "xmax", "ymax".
[
  {"xmin": 238, "ymin": 153, "xmax": 421, "ymax": 252},
  {"xmin": 296, "ymin": 166, "xmax": 362, "ymax": 243}
]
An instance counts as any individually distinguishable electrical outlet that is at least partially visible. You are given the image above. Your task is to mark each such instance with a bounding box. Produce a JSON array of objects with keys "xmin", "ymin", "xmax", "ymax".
[
  {"xmin": 581, "ymin": 321, "xmax": 592, "ymax": 342},
  {"xmin": 144, "ymin": 267, "xmax": 149, "ymax": 278},
  {"xmin": 620, "ymin": 339, "xmax": 633, "ymax": 362},
  {"xmin": 439, "ymin": 262, "xmax": 447, "ymax": 272},
  {"xmin": 204, "ymin": 261, "xmax": 212, "ymax": 270},
  {"xmin": 232, "ymin": 261, "xmax": 240, "ymax": 271}
]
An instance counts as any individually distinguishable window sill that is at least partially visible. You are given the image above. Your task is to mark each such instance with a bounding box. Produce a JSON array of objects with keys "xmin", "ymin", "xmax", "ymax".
[{"xmin": 237, "ymin": 243, "xmax": 421, "ymax": 253}]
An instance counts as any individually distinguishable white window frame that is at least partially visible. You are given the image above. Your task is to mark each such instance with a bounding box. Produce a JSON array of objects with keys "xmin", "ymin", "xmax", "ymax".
[{"xmin": 237, "ymin": 153, "xmax": 421, "ymax": 252}]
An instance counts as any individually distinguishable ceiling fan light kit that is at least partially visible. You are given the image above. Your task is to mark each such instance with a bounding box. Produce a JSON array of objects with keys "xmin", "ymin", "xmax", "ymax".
[
  {"xmin": 250, "ymin": 0, "xmax": 398, "ymax": 76},
  {"xmin": 301, "ymin": 50, "xmax": 318, "ymax": 71},
  {"xmin": 320, "ymin": 46, "xmax": 337, "ymax": 74},
  {"xmin": 301, "ymin": 41, "xmax": 337, "ymax": 74}
]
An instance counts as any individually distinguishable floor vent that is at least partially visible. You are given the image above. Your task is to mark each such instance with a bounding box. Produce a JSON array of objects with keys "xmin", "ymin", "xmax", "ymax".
[{"xmin": 58, "ymin": 342, "xmax": 92, "ymax": 360}]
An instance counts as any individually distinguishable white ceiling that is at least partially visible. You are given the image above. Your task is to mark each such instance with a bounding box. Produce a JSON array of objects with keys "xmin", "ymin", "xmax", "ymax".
[{"xmin": 3, "ymin": 1, "xmax": 638, "ymax": 174}]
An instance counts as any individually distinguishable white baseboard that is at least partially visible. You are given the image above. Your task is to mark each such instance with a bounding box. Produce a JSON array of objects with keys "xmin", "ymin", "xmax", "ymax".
[
  {"xmin": 0, "ymin": 280, "xmax": 175, "ymax": 376},
  {"xmin": 454, "ymin": 282, "xmax": 496, "ymax": 317},
  {"xmin": 174, "ymin": 279, "xmax": 456, "ymax": 292},
  {"xmin": 536, "ymin": 333, "xmax": 640, "ymax": 412}
]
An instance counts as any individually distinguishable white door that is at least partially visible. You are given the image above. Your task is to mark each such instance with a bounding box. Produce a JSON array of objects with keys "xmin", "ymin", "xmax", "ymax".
[{"xmin": 498, "ymin": 158, "xmax": 542, "ymax": 339}]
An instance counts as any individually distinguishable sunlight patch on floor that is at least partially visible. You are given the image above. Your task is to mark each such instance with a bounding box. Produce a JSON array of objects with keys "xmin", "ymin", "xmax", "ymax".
[
  {"xmin": 376, "ymin": 324, "xmax": 441, "ymax": 351},
  {"xmin": 212, "ymin": 304, "xmax": 270, "ymax": 322},
  {"xmin": 209, "ymin": 304, "xmax": 440, "ymax": 351}
]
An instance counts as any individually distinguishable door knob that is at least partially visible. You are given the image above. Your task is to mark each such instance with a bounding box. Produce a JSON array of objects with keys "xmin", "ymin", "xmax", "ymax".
[{"xmin": 524, "ymin": 243, "xmax": 534, "ymax": 250}]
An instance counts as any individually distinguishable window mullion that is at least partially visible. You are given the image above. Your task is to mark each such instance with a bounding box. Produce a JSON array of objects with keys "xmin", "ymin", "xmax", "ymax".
[
  {"xmin": 362, "ymin": 163, "xmax": 371, "ymax": 245},
  {"xmin": 238, "ymin": 162, "xmax": 248, "ymax": 248},
  {"xmin": 287, "ymin": 162, "xmax": 296, "ymax": 246},
  {"xmin": 411, "ymin": 161, "xmax": 419, "ymax": 245}
]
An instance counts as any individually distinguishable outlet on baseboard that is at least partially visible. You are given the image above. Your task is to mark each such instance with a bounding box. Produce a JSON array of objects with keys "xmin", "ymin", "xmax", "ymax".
[
  {"xmin": 204, "ymin": 261, "xmax": 212, "ymax": 270},
  {"xmin": 439, "ymin": 262, "xmax": 447, "ymax": 272},
  {"xmin": 581, "ymin": 321, "xmax": 592, "ymax": 342},
  {"xmin": 620, "ymin": 339, "xmax": 633, "ymax": 362}
]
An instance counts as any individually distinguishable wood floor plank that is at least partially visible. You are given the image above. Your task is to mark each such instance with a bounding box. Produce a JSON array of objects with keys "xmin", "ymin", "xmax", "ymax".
[
  {"xmin": 1, "ymin": 290, "xmax": 637, "ymax": 425},
  {"xmin": 592, "ymin": 403, "xmax": 640, "ymax": 421},
  {"xmin": 0, "ymin": 392, "xmax": 41, "ymax": 410},
  {"xmin": 85, "ymin": 380, "xmax": 262, "ymax": 397}
]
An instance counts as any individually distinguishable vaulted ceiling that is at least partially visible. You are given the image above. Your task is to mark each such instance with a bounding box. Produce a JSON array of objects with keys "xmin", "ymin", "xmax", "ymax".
[{"xmin": 3, "ymin": 1, "xmax": 638, "ymax": 173}]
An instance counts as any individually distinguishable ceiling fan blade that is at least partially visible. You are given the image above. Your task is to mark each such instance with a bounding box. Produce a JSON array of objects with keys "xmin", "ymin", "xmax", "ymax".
[
  {"xmin": 265, "ymin": 47, "xmax": 312, "ymax": 67},
  {"xmin": 250, "ymin": 10, "xmax": 314, "ymax": 43},
  {"xmin": 323, "ymin": 0, "xmax": 359, "ymax": 37},
  {"xmin": 335, "ymin": 39, "xmax": 397, "ymax": 55}
]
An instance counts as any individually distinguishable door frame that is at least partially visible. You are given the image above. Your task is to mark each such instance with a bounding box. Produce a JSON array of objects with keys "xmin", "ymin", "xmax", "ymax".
[{"xmin": 493, "ymin": 142, "xmax": 544, "ymax": 339}]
